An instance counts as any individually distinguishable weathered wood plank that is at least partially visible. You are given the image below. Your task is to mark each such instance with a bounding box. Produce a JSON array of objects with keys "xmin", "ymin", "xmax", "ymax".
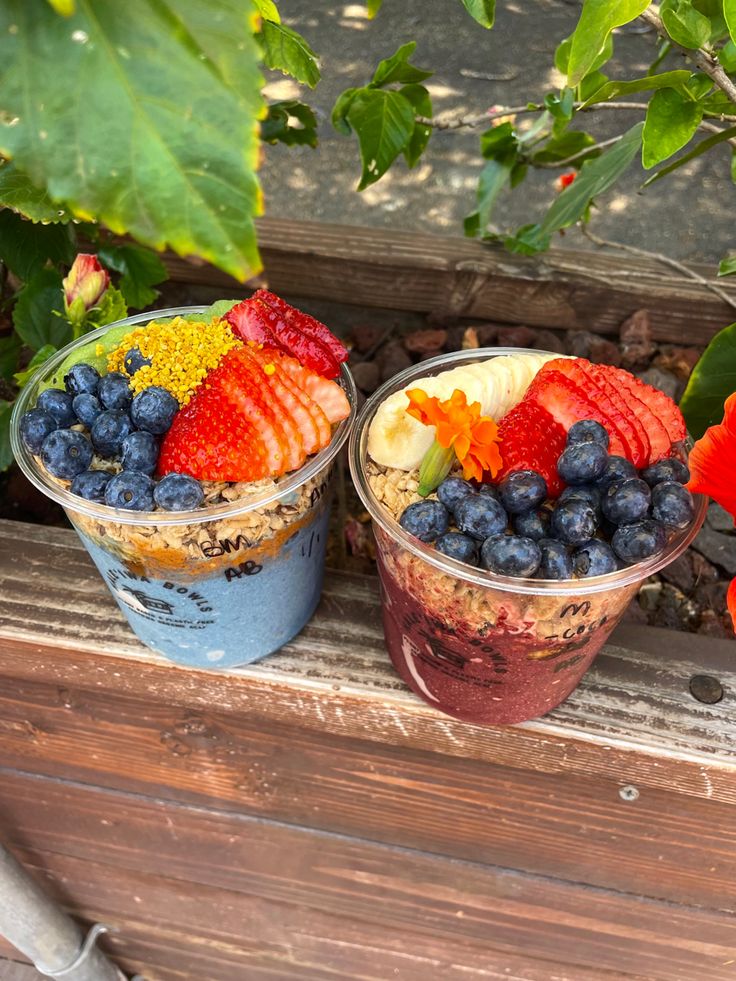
[
  {"xmin": 0, "ymin": 520, "xmax": 733, "ymax": 809},
  {"xmin": 0, "ymin": 962, "xmax": 39, "ymax": 981},
  {"xmin": 1, "ymin": 770, "xmax": 734, "ymax": 981},
  {"xmin": 160, "ymin": 217, "xmax": 736, "ymax": 345}
]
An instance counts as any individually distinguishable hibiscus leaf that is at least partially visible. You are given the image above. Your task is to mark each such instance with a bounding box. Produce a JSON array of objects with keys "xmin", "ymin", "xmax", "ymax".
[{"xmin": 680, "ymin": 322, "xmax": 736, "ymax": 438}]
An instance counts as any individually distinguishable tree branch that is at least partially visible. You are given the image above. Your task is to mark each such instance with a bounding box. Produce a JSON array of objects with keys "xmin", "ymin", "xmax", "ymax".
[
  {"xmin": 640, "ymin": 3, "xmax": 736, "ymax": 105},
  {"xmin": 580, "ymin": 225, "xmax": 736, "ymax": 313},
  {"xmin": 533, "ymin": 136, "xmax": 623, "ymax": 169}
]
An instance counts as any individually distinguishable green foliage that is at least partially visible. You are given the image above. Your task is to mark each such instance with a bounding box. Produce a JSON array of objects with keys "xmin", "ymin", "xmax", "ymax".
[
  {"xmin": 566, "ymin": 1, "xmax": 651, "ymax": 87},
  {"xmin": 372, "ymin": 42, "xmax": 432, "ymax": 85},
  {"xmin": 642, "ymin": 124, "xmax": 736, "ymax": 185},
  {"xmin": 0, "ymin": 161, "xmax": 70, "ymax": 223},
  {"xmin": 261, "ymin": 101, "xmax": 319, "ymax": 148},
  {"xmin": 642, "ymin": 88, "xmax": 703, "ymax": 167},
  {"xmin": 719, "ymin": 255, "xmax": 736, "ymax": 275},
  {"xmin": 14, "ymin": 345, "xmax": 57, "ymax": 388},
  {"xmin": 0, "ymin": 403, "xmax": 13, "ymax": 473},
  {"xmin": 12, "ymin": 269, "xmax": 69, "ymax": 352},
  {"xmin": 0, "ymin": 336, "xmax": 23, "ymax": 382},
  {"xmin": 460, "ymin": 0, "xmax": 496, "ymax": 29},
  {"xmin": 0, "ymin": 0, "xmax": 264, "ymax": 282},
  {"xmin": 661, "ymin": 0, "xmax": 712, "ymax": 48},
  {"xmin": 399, "ymin": 85, "xmax": 433, "ymax": 167},
  {"xmin": 580, "ymin": 70, "xmax": 692, "ymax": 107},
  {"xmin": 0, "ymin": 210, "xmax": 74, "ymax": 281},
  {"xmin": 366, "ymin": 0, "xmax": 383, "ymax": 18},
  {"xmin": 680, "ymin": 323, "xmax": 736, "ymax": 437},
  {"xmin": 96, "ymin": 244, "xmax": 168, "ymax": 309},
  {"xmin": 260, "ymin": 19, "xmax": 320, "ymax": 87},
  {"xmin": 726, "ymin": 0, "xmax": 736, "ymax": 43}
]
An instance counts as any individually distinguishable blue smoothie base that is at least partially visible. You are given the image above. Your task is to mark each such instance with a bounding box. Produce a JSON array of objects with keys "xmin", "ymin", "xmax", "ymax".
[{"xmin": 75, "ymin": 505, "xmax": 330, "ymax": 669}]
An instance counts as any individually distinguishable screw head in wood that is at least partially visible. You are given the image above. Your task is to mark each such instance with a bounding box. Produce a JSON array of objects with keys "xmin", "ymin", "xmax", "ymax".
[
  {"xmin": 619, "ymin": 785, "xmax": 639, "ymax": 801},
  {"xmin": 689, "ymin": 674, "xmax": 724, "ymax": 704}
]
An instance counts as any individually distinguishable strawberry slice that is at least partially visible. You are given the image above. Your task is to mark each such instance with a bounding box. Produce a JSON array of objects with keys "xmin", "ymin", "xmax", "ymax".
[
  {"xmin": 582, "ymin": 362, "xmax": 650, "ymax": 467},
  {"xmin": 610, "ymin": 367, "xmax": 686, "ymax": 457},
  {"xmin": 494, "ymin": 399, "xmax": 568, "ymax": 496},
  {"xmin": 548, "ymin": 358, "xmax": 648, "ymax": 467},
  {"xmin": 247, "ymin": 347, "xmax": 330, "ymax": 453},
  {"xmin": 278, "ymin": 356, "xmax": 351, "ymax": 424},
  {"xmin": 226, "ymin": 297, "xmax": 339, "ymax": 378},
  {"xmin": 253, "ymin": 290, "xmax": 349, "ymax": 367},
  {"xmin": 527, "ymin": 369, "xmax": 629, "ymax": 459},
  {"xmin": 238, "ymin": 347, "xmax": 305, "ymax": 470}
]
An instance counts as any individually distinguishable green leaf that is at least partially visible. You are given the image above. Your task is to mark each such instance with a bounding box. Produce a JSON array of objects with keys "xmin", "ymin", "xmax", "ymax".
[
  {"xmin": 0, "ymin": 402, "xmax": 13, "ymax": 474},
  {"xmin": 254, "ymin": 0, "xmax": 280, "ymax": 22},
  {"xmin": 0, "ymin": 334, "xmax": 22, "ymax": 381},
  {"xmin": 399, "ymin": 85, "xmax": 433, "ymax": 168},
  {"xmin": 0, "ymin": 160, "xmax": 71, "ymax": 224},
  {"xmin": 726, "ymin": 0, "xmax": 736, "ymax": 42},
  {"xmin": 97, "ymin": 244, "xmax": 168, "ymax": 309},
  {"xmin": 642, "ymin": 88, "xmax": 704, "ymax": 168},
  {"xmin": 544, "ymin": 88, "xmax": 575, "ymax": 120},
  {"xmin": 46, "ymin": 0, "xmax": 75, "ymax": 14},
  {"xmin": 459, "ymin": 0, "xmax": 496, "ymax": 28},
  {"xmin": 701, "ymin": 89, "xmax": 736, "ymax": 114},
  {"xmin": 532, "ymin": 131, "xmax": 598, "ymax": 165},
  {"xmin": 346, "ymin": 89, "xmax": 415, "ymax": 189},
  {"xmin": 642, "ymin": 124, "xmax": 736, "ymax": 184},
  {"xmin": 685, "ymin": 72, "xmax": 713, "ymax": 99},
  {"xmin": 719, "ymin": 37, "xmax": 736, "ymax": 70},
  {"xmin": 567, "ymin": 1, "xmax": 651, "ymax": 86},
  {"xmin": 87, "ymin": 285, "xmax": 128, "ymax": 329},
  {"xmin": 371, "ymin": 42, "xmax": 433, "ymax": 87},
  {"xmin": 12, "ymin": 268, "xmax": 69, "ymax": 352},
  {"xmin": 661, "ymin": 0, "xmax": 712, "ymax": 48},
  {"xmin": 14, "ymin": 344, "xmax": 57, "ymax": 388},
  {"xmin": 580, "ymin": 70, "xmax": 692, "ymax": 107},
  {"xmin": 680, "ymin": 322, "xmax": 736, "ymax": 437},
  {"xmin": 718, "ymin": 255, "xmax": 736, "ymax": 275},
  {"xmin": 555, "ymin": 32, "xmax": 613, "ymax": 76},
  {"xmin": 0, "ymin": 210, "xmax": 74, "ymax": 281},
  {"xmin": 332, "ymin": 88, "xmax": 360, "ymax": 136},
  {"xmin": 504, "ymin": 224, "xmax": 552, "ymax": 255},
  {"xmin": 0, "ymin": 1, "xmax": 264, "ymax": 283},
  {"xmin": 464, "ymin": 158, "xmax": 514, "ymax": 237},
  {"xmin": 480, "ymin": 122, "xmax": 518, "ymax": 158},
  {"xmin": 536, "ymin": 122, "xmax": 644, "ymax": 239},
  {"xmin": 261, "ymin": 100, "xmax": 319, "ymax": 148},
  {"xmin": 579, "ymin": 70, "xmax": 609, "ymax": 102},
  {"xmin": 367, "ymin": 0, "xmax": 383, "ymax": 16},
  {"xmin": 260, "ymin": 20, "xmax": 320, "ymax": 87}
]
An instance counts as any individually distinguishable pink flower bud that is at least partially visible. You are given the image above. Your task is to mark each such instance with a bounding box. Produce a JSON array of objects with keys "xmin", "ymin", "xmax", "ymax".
[{"xmin": 63, "ymin": 254, "xmax": 110, "ymax": 321}]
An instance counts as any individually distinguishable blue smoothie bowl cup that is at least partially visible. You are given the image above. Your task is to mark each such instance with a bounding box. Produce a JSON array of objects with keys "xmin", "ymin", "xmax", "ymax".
[{"xmin": 11, "ymin": 306, "xmax": 357, "ymax": 669}]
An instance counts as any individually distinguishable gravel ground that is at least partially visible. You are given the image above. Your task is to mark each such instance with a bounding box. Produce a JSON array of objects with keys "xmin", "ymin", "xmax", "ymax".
[{"xmin": 261, "ymin": 0, "xmax": 734, "ymax": 264}]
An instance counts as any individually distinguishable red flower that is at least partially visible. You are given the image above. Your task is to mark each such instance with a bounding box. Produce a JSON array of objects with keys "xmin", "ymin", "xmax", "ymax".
[
  {"xmin": 686, "ymin": 392, "xmax": 736, "ymax": 628},
  {"xmin": 556, "ymin": 171, "xmax": 576, "ymax": 192},
  {"xmin": 63, "ymin": 253, "xmax": 110, "ymax": 324}
]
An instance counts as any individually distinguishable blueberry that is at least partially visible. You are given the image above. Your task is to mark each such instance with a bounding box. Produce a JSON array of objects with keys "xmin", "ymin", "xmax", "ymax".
[
  {"xmin": 123, "ymin": 347, "xmax": 152, "ymax": 376},
  {"xmin": 596, "ymin": 455, "xmax": 637, "ymax": 488},
  {"xmin": 97, "ymin": 371, "xmax": 132, "ymax": 410},
  {"xmin": 651, "ymin": 481, "xmax": 695, "ymax": 529},
  {"xmin": 19, "ymin": 408, "xmax": 58, "ymax": 453},
  {"xmin": 435, "ymin": 531, "xmax": 479, "ymax": 566},
  {"xmin": 512, "ymin": 508, "xmax": 549, "ymax": 541},
  {"xmin": 455, "ymin": 494, "xmax": 508, "ymax": 541},
  {"xmin": 498, "ymin": 469, "xmax": 547, "ymax": 514},
  {"xmin": 477, "ymin": 483, "xmax": 500, "ymax": 499},
  {"xmin": 64, "ymin": 363, "xmax": 100, "ymax": 397},
  {"xmin": 601, "ymin": 478, "xmax": 651, "ymax": 525},
  {"xmin": 399, "ymin": 500, "xmax": 450, "ymax": 542},
  {"xmin": 104, "ymin": 472, "xmax": 155, "ymax": 511},
  {"xmin": 573, "ymin": 539, "xmax": 618, "ymax": 578},
  {"xmin": 537, "ymin": 539, "xmax": 574, "ymax": 580},
  {"xmin": 40, "ymin": 430, "xmax": 93, "ymax": 479},
  {"xmin": 72, "ymin": 393, "xmax": 104, "ymax": 429},
  {"xmin": 154, "ymin": 473, "xmax": 205, "ymax": 511},
  {"xmin": 36, "ymin": 389, "xmax": 77, "ymax": 427},
  {"xmin": 559, "ymin": 483, "xmax": 602, "ymax": 515},
  {"xmin": 70, "ymin": 469, "xmax": 112, "ymax": 503},
  {"xmin": 612, "ymin": 519, "xmax": 667, "ymax": 564},
  {"xmin": 550, "ymin": 499, "xmax": 597, "ymax": 545},
  {"xmin": 480, "ymin": 534, "xmax": 541, "ymax": 578},
  {"xmin": 557, "ymin": 441, "xmax": 608, "ymax": 485},
  {"xmin": 567, "ymin": 419, "xmax": 610, "ymax": 448},
  {"xmin": 91, "ymin": 409, "xmax": 134, "ymax": 457},
  {"xmin": 130, "ymin": 386, "xmax": 179, "ymax": 435},
  {"xmin": 437, "ymin": 476, "xmax": 475, "ymax": 512},
  {"xmin": 641, "ymin": 457, "xmax": 690, "ymax": 487},
  {"xmin": 121, "ymin": 431, "xmax": 159, "ymax": 475}
]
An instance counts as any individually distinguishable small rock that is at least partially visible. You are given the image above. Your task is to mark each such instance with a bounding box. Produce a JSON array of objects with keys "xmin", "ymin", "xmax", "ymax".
[
  {"xmin": 690, "ymin": 551, "xmax": 719, "ymax": 585},
  {"xmin": 565, "ymin": 330, "xmax": 621, "ymax": 365},
  {"xmin": 619, "ymin": 309, "xmax": 656, "ymax": 370},
  {"xmin": 651, "ymin": 583, "xmax": 697, "ymax": 631},
  {"xmin": 638, "ymin": 580, "xmax": 663, "ymax": 611},
  {"xmin": 660, "ymin": 552, "xmax": 695, "ymax": 594},
  {"xmin": 497, "ymin": 325, "xmax": 537, "ymax": 348},
  {"xmin": 706, "ymin": 501, "xmax": 735, "ymax": 534},
  {"xmin": 461, "ymin": 327, "xmax": 480, "ymax": 349},
  {"xmin": 655, "ymin": 345, "xmax": 701, "ymax": 381},
  {"xmin": 621, "ymin": 597, "xmax": 649, "ymax": 625},
  {"xmin": 403, "ymin": 329, "xmax": 448, "ymax": 355},
  {"xmin": 352, "ymin": 324, "xmax": 386, "ymax": 354},
  {"xmin": 472, "ymin": 323, "xmax": 500, "ymax": 346},
  {"xmin": 697, "ymin": 609, "xmax": 731, "ymax": 638},
  {"xmin": 351, "ymin": 360, "xmax": 380, "ymax": 394},
  {"xmin": 691, "ymin": 524, "xmax": 736, "ymax": 576},
  {"xmin": 637, "ymin": 367, "xmax": 680, "ymax": 401},
  {"xmin": 378, "ymin": 341, "xmax": 412, "ymax": 382},
  {"xmin": 533, "ymin": 329, "xmax": 566, "ymax": 355},
  {"xmin": 694, "ymin": 580, "xmax": 729, "ymax": 613}
]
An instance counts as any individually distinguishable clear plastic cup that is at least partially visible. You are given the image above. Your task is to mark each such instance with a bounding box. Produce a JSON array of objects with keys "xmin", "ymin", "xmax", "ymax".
[
  {"xmin": 11, "ymin": 307, "xmax": 356, "ymax": 669},
  {"xmin": 350, "ymin": 348, "xmax": 707, "ymax": 725}
]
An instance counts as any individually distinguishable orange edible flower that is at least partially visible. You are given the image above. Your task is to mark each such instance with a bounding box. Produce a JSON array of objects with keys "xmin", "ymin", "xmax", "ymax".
[
  {"xmin": 406, "ymin": 387, "xmax": 502, "ymax": 483},
  {"xmin": 686, "ymin": 392, "xmax": 736, "ymax": 629}
]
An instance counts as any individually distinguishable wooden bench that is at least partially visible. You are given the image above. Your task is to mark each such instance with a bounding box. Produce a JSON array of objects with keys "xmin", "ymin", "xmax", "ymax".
[{"xmin": 0, "ymin": 518, "xmax": 734, "ymax": 980}]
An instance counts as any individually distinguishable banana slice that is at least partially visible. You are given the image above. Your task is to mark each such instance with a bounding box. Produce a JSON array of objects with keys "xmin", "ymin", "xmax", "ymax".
[{"xmin": 367, "ymin": 352, "xmax": 563, "ymax": 471}]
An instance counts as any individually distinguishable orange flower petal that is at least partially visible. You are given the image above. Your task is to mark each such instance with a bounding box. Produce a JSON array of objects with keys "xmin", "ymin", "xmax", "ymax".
[
  {"xmin": 686, "ymin": 411, "xmax": 736, "ymax": 519},
  {"xmin": 728, "ymin": 578, "xmax": 736, "ymax": 632}
]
